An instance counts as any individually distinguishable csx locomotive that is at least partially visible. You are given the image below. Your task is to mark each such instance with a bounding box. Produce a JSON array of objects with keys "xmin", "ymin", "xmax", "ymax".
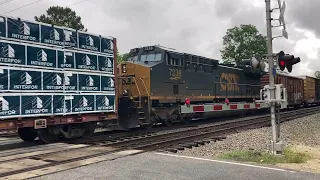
[{"xmin": 117, "ymin": 45, "xmax": 265, "ymax": 128}]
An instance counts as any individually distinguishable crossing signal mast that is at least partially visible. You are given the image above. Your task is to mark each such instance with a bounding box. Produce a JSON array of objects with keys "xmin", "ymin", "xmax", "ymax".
[
  {"xmin": 262, "ymin": 0, "xmax": 298, "ymax": 155},
  {"xmin": 277, "ymin": 51, "xmax": 300, "ymax": 73}
]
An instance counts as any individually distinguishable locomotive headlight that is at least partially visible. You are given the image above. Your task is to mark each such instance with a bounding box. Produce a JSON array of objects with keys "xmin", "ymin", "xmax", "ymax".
[{"xmin": 122, "ymin": 64, "xmax": 127, "ymax": 73}]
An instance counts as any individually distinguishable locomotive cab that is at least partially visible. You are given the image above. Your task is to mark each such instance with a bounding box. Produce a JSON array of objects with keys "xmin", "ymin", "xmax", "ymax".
[{"xmin": 117, "ymin": 46, "xmax": 163, "ymax": 128}]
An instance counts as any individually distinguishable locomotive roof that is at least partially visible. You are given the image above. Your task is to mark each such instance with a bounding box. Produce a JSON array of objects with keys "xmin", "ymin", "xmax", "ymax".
[
  {"xmin": 141, "ymin": 45, "xmax": 220, "ymax": 62},
  {"xmin": 130, "ymin": 45, "xmax": 263, "ymax": 71}
]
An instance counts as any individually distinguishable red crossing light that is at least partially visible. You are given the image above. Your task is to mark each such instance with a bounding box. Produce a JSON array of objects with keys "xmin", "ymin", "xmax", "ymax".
[{"xmin": 277, "ymin": 51, "xmax": 300, "ymax": 72}]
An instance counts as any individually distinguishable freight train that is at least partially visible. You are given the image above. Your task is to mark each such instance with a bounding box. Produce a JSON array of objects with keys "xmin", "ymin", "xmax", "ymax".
[
  {"xmin": 0, "ymin": 15, "xmax": 319, "ymax": 143},
  {"xmin": 117, "ymin": 45, "xmax": 320, "ymax": 129}
]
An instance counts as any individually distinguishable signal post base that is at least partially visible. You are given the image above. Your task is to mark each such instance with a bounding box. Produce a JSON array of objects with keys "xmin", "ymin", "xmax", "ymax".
[{"xmin": 270, "ymin": 140, "xmax": 284, "ymax": 155}]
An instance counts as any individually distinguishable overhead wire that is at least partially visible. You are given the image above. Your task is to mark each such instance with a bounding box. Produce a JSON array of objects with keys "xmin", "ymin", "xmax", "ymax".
[
  {"xmin": 4, "ymin": 0, "xmax": 43, "ymax": 14},
  {"xmin": 68, "ymin": 0, "xmax": 90, "ymax": 7},
  {"xmin": 3, "ymin": 0, "xmax": 91, "ymax": 15},
  {"xmin": 0, "ymin": 0, "xmax": 14, "ymax": 6}
]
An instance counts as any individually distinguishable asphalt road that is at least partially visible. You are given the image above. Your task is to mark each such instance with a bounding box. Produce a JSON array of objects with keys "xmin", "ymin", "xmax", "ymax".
[{"xmin": 31, "ymin": 151, "xmax": 320, "ymax": 180}]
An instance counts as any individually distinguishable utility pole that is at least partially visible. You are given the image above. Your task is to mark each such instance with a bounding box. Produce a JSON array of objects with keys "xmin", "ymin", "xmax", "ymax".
[{"xmin": 265, "ymin": 0, "xmax": 282, "ymax": 155}]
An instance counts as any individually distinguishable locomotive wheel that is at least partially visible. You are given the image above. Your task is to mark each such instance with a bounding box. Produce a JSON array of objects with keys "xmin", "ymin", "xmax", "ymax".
[
  {"xmin": 140, "ymin": 123, "xmax": 153, "ymax": 130},
  {"xmin": 163, "ymin": 119, "xmax": 173, "ymax": 126},
  {"xmin": 18, "ymin": 128, "xmax": 38, "ymax": 142},
  {"xmin": 182, "ymin": 116, "xmax": 192, "ymax": 124},
  {"xmin": 38, "ymin": 129, "xmax": 60, "ymax": 143}
]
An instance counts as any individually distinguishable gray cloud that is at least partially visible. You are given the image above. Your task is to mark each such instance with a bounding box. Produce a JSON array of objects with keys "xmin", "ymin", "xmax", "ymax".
[
  {"xmin": 287, "ymin": 0, "xmax": 320, "ymax": 37},
  {"xmin": 0, "ymin": 0, "xmax": 318, "ymax": 76}
]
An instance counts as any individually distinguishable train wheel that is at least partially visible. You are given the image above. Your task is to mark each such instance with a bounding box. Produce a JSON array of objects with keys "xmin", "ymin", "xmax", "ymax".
[
  {"xmin": 18, "ymin": 128, "xmax": 37, "ymax": 142},
  {"xmin": 82, "ymin": 122, "xmax": 96, "ymax": 138},
  {"xmin": 38, "ymin": 129, "xmax": 60, "ymax": 143},
  {"xmin": 163, "ymin": 119, "xmax": 173, "ymax": 126},
  {"xmin": 140, "ymin": 123, "xmax": 153, "ymax": 130},
  {"xmin": 182, "ymin": 116, "xmax": 192, "ymax": 124}
]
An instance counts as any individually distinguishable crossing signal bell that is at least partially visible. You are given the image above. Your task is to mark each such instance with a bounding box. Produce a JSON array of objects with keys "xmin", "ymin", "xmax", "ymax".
[{"xmin": 277, "ymin": 51, "xmax": 300, "ymax": 73}]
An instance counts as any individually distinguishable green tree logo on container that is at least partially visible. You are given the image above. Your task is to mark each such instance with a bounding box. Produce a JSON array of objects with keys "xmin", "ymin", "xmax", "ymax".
[
  {"xmin": 80, "ymin": 36, "xmax": 98, "ymax": 51},
  {"xmin": 14, "ymin": 72, "xmax": 38, "ymax": 90},
  {"xmin": 50, "ymin": 29, "xmax": 60, "ymax": 41},
  {"xmin": 1, "ymin": 44, "xmax": 22, "ymax": 64},
  {"xmin": 104, "ymin": 77, "xmax": 114, "ymax": 91},
  {"xmin": 0, "ymin": 97, "xmax": 16, "ymax": 116},
  {"xmin": 25, "ymin": 96, "xmax": 49, "ymax": 114},
  {"xmin": 79, "ymin": 55, "xmax": 95, "ymax": 70},
  {"xmin": 103, "ymin": 96, "xmax": 113, "ymax": 110},
  {"xmin": 82, "ymin": 76, "xmax": 98, "ymax": 91},
  {"xmin": 75, "ymin": 96, "xmax": 93, "ymax": 111},
  {"xmin": 103, "ymin": 57, "xmax": 113, "ymax": 72},
  {"xmin": 11, "ymin": 21, "xmax": 36, "ymax": 41},
  {"xmin": 30, "ymin": 49, "xmax": 53, "ymax": 67}
]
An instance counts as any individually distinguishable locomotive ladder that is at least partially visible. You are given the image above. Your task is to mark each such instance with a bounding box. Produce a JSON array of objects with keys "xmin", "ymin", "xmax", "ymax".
[{"xmin": 140, "ymin": 77, "xmax": 151, "ymax": 120}]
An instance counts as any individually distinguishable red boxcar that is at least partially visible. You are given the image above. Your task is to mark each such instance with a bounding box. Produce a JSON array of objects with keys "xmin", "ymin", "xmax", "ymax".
[{"xmin": 260, "ymin": 73, "xmax": 304, "ymax": 107}]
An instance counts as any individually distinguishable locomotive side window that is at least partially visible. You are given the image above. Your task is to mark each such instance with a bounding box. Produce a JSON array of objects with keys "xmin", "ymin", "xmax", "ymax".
[
  {"xmin": 203, "ymin": 59, "xmax": 211, "ymax": 73},
  {"xmin": 184, "ymin": 55, "xmax": 191, "ymax": 70},
  {"xmin": 198, "ymin": 58, "xmax": 204, "ymax": 73},
  {"xmin": 167, "ymin": 57, "xmax": 181, "ymax": 66},
  {"xmin": 155, "ymin": 53, "xmax": 162, "ymax": 61}
]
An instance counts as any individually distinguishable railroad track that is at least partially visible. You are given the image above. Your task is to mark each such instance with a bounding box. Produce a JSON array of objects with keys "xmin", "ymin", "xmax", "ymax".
[
  {"xmin": 0, "ymin": 106, "xmax": 319, "ymax": 179},
  {"xmin": 88, "ymin": 105, "xmax": 320, "ymax": 152}
]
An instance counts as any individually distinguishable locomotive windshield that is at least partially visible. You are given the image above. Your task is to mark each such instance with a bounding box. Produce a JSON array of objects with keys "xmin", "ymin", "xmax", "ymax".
[
  {"xmin": 140, "ymin": 53, "xmax": 162, "ymax": 62},
  {"xmin": 127, "ymin": 53, "xmax": 162, "ymax": 62},
  {"xmin": 127, "ymin": 55, "xmax": 138, "ymax": 61}
]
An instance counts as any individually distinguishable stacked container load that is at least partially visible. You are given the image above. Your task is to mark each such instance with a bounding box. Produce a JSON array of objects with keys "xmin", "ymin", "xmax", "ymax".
[{"xmin": 0, "ymin": 15, "xmax": 116, "ymax": 119}]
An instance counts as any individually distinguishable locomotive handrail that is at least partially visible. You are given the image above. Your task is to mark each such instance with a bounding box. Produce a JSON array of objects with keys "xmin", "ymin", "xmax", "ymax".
[
  {"xmin": 140, "ymin": 77, "xmax": 151, "ymax": 119},
  {"xmin": 132, "ymin": 77, "xmax": 142, "ymax": 108}
]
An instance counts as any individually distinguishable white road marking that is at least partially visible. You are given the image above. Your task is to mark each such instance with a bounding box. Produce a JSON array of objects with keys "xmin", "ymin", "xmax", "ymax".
[{"xmin": 154, "ymin": 152, "xmax": 296, "ymax": 173}]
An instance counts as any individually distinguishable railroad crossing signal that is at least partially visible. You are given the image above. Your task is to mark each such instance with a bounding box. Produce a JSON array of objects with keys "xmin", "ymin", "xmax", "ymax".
[
  {"xmin": 241, "ymin": 56, "xmax": 266, "ymax": 71},
  {"xmin": 277, "ymin": 51, "xmax": 300, "ymax": 73}
]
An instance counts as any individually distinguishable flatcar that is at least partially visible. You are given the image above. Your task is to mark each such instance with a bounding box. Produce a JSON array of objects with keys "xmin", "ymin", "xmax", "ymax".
[
  {"xmin": 117, "ymin": 45, "xmax": 267, "ymax": 128},
  {"xmin": 0, "ymin": 14, "xmax": 119, "ymax": 143}
]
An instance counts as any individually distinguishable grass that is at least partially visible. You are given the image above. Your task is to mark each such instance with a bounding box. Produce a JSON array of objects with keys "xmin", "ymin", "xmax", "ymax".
[{"xmin": 218, "ymin": 147, "xmax": 311, "ymax": 164}]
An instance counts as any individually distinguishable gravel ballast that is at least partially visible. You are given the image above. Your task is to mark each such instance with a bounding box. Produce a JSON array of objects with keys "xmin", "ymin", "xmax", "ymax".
[{"xmin": 178, "ymin": 112, "xmax": 320, "ymax": 157}]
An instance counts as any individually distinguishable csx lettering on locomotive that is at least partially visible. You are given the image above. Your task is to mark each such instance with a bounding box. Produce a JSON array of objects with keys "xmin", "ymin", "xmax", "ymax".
[{"xmin": 220, "ymin": 73, "xmax": 240, "ymax": 91}]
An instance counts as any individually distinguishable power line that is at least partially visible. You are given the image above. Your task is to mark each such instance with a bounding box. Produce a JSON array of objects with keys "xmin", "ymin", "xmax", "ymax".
[
  {"xmin": 0, "ymin": 0, "xmax": 14, "ymax": 6},
  {"xmin": 4, "ymin": 0, "xmax": 43, "ymax": 14},
  {"xmin": 3, "ymin": 0, "xmax": 90, "ymax": 15},
  {"xmin": 68, "ymin": 0, "xmax": 90, "ymax": 7}
]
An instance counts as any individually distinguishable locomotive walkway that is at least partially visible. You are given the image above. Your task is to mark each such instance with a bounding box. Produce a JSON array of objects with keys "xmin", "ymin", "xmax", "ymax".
[{"xmin": 29, "ymin": 151, "xmax": 320, "ymax": 180}]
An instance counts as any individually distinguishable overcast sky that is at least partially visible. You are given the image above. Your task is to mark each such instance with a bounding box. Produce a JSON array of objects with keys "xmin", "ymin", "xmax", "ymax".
[{"xmin": 0, "ymin": 0, "xmax": 319, "ymax": 77}]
